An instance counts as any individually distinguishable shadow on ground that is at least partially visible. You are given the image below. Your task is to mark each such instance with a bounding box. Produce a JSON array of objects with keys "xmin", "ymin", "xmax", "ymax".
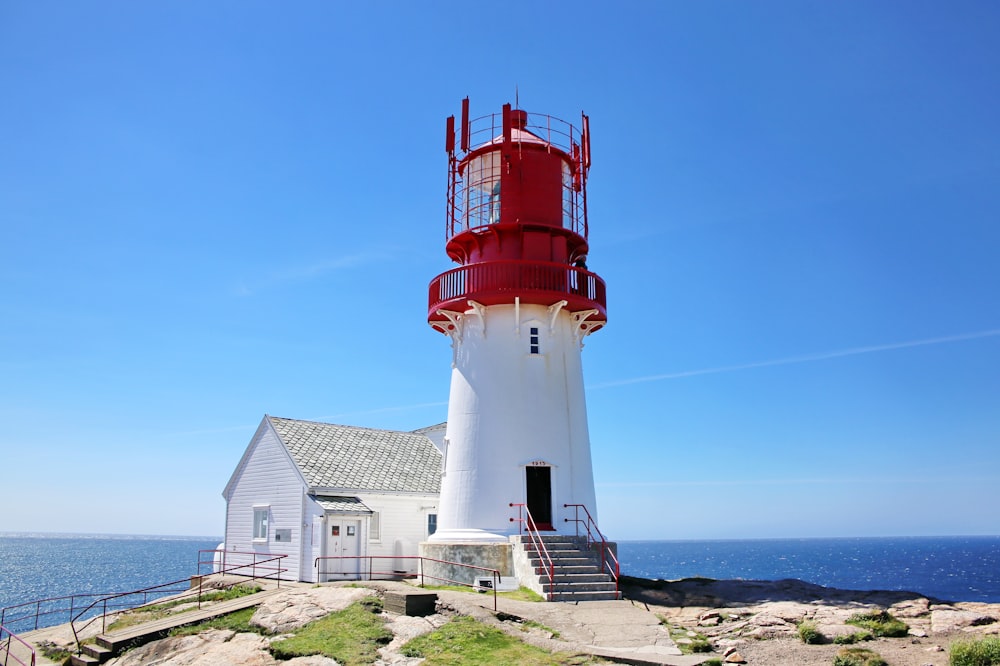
[{"xmin": 620, "ymin": 576, "xmax": 942, "ymax": 609}]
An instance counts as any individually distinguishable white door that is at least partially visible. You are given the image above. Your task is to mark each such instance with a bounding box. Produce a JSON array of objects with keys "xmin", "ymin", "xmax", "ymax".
[{"xmin": 324, "ymin": 518, "xmax": 362, "ymax": 580}]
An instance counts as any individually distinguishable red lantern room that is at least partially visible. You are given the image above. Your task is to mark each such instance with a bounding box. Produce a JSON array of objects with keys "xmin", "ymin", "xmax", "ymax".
[{"xmin": 428, "ymin": 99, "xmax": 607, "ymax": 333}]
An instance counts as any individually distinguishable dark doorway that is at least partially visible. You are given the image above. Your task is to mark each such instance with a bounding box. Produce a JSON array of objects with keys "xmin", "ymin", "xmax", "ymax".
[{"xmin": 525, "ymin": 466, "xmax": 553, "ymax": 530}]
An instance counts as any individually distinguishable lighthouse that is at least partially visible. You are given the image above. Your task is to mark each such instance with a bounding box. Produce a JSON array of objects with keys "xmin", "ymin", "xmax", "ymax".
[{"xmin": 425, "ymin": 99, "xmax": 607, "ymax": 550}]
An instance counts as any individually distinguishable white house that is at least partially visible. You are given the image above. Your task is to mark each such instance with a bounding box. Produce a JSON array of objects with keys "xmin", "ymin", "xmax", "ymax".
[{"xmin": 222, "ymin": 415, "xmax": 444, "ymax": 582}]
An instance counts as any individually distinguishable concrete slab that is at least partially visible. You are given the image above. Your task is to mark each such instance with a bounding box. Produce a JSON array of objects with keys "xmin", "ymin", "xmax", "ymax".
[{"xmin": 430, "ymin": 586, "xmax": 719, "ymax": 665}]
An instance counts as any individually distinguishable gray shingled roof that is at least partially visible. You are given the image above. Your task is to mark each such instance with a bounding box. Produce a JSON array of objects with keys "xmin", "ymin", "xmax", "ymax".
[{"xmin": 269, "ymin": 416, "xmax": 441, "ymax": 494}]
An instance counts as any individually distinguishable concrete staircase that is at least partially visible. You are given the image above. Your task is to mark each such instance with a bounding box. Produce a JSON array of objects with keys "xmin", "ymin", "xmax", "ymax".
[{"xmin": 512, "ymin": 534, "xmax": 620, "ymax": 602}]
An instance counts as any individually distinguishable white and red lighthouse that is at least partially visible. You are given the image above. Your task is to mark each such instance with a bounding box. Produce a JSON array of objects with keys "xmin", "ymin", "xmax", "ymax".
[{"xmin": 426, "ymin": 99, "xmax": 607, "ymax": 545}]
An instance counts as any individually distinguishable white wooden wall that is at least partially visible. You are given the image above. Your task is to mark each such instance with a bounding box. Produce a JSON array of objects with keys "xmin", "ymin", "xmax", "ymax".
[
  {"xmin": 354, "ymin": 493, "xmax": 438, "ymax": 574},
  {"xmin": 224, "ymin": 426, "xmax": 308, "ymax": 581}
]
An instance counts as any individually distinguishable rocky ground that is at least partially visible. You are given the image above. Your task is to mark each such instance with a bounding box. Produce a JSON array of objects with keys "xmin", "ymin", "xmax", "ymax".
[
  {"xmin": 24, "ymin": 578, "xmax": 1000, "ymax": 665},
  {"xmin": 623, "ymin": 577, "xmax": 1000, "ymax": 665},
  {"xmin": 102, "ymin": 585, "xmax": 443, "ymax": 666}
]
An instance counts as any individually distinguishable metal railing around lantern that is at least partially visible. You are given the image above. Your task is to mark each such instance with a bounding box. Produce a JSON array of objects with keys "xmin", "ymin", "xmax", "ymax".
[
  {"xmin": 428, "ymin": 260, "xmax": 607, "ymax": 318},
  {"xmin": 446, "ymin": 108, "xmax": 590, "ymax": 240}
]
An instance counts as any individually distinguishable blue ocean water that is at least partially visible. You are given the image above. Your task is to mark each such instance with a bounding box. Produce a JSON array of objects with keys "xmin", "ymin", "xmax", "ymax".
[
  {"xmin": 2, "ymin": 534, "xmax": 998, "ymax": 633},
  {"xmin": 618, "ymin": 536, "xmax": 1000, "ymax": 603},
  {"xmin": 0, "ymin": 533, "xmax": 221, "ymax": 632}
]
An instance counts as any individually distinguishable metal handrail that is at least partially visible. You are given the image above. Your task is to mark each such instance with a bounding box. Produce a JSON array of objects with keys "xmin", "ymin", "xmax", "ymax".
[
  {"xmin": 313, "ymin": 555, "xmax": 500, "ymax": 611},
  {"xmin": 509, "ymin": 503, "xmax": 557, "ymax": 600},
  {"xmin": 197, "ymin": 549, "xmax": 289, "ymax": 585},
  {"xmin": 0, "ymin": 621, "xmax": 35, "ymax": 666},
  {"xmin": 564, "ymin": 503, "xmax": 620, "ymax": 596},
  {"xmin": 428, "ymin": 260, "xmax": 607, "ymax": 320},
  {"xmin": 70, "ymin": 553, "xmax": 287, "ymax": 653},
  {"xmin": 1, "ymin": 591, "xmax": 121, "ymax": 635}
]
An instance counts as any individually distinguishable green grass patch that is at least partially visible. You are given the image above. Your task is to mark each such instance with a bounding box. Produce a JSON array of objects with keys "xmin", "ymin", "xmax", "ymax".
[
  {"xmin": 200, "ymin": 584, "xmax": 263, "ymax": 602},
  {"xmin": 419, "ymin": 584, "xmax": 546, "ymax": 602},
  {"xmin": 36, "ymin": 640, "xmax": 71, "ymax": 664},
  {"xmin": 798, "ymin": 620, "xmax": 826, "ymax": 644},
  {"xmin": 834, "ymin": 630, "xmax": 873, "ymax": 645},
  {"xmin": 169, "ymin": 607, "xmax": 264, "ymax": 636},
  {"xmin": 950, "ymin": 636, "xmax": 1000, "ymax": 666},
  {"xmin": 400, "ymin": 615, "xmax": 601, "ymax": 665},
  {"xmin": 659, "ymin": 620, "xmax": 713, "ymax": 655},
  {"xmin": 107, "ymin": 584, "xmax": 262, "ymax": 631},
  {"xmin": 520, "ymin": 618, "xmax": 561, "ymax": 638},
  {"xmin": 833, "ymin": 647, "xmax": 888, "ymax": 666},
  {"xmin": 702, "ymin": 660, "xmax": 724, "ymax": 666},
  {"xmin": 268, "ymin": 598, "xmax": 391, "ymax": 666},
  {"xmin": 845, "ymin": 610, "xmax": 909, "ymax": 638}
]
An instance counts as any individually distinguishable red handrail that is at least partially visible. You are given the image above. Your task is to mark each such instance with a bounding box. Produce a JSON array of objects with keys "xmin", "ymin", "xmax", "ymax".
[
  {"xmin": 70, "ymin": 552, "xmax": 287, "ymax": 653},
  {"xmin": 1, "ymin": 591, "xmax": 122, "ymax": 634},
  {"xmin": 313, "ymin": 555, "xmax": 500, "ymax": 611},
  {"xmin": 0, "ymin": 622, "xmax": 35, "ymax": 666},
  {"xmin": 428, "ymin": 260, "xmax": 607, "ymax": 320},
  {"xmin": 509, "ymin": 503, "xmax": 557, "ymax": 600},
  {"xmin": 563, "ymin": 503, "xmax": 620, "ymax": 597},
  {"xmin": 197, "ymin": 549, "xmax": 289, "ymax": 584}
]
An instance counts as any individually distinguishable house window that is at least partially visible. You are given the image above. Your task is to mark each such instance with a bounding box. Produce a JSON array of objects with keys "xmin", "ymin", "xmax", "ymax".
[
  {"xmin": 369, "ymin": 512, "xmax": 381, "ymax": 542},
  {"xmin": 252, "ymin": 507, "xmax": 269, "ymax": 541},
  {"xmin": 427, "ymin": 513, "xmax": 437, "ymax": 537},
  {"xmin": 529, "ymin": 327, "xmax": 540, "ymax": 354}
]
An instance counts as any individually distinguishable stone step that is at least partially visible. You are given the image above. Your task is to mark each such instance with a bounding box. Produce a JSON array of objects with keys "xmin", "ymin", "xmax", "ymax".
[
  {"xmin": 536, "ymin": 564, "xmax": 605, "ymax": 574},
  {"xmin": 524, "ymin": 540, "xmax": 586, "ymax": 549},
  {"xmin": 525, "ymin": 547, "xmax": 587, "ymax": 556},
  {"xmin": 69, "ymin": 654, "xmax": 101, "ymax": 666},
  {"xmin": 511, "ymin": 534, "xmax": 587, "ymax": 543},
  {"xmin": 544, "ymin": 580, "xmax": 618, "ymax": 593},
  {"xmin": 549, "ymin": 589, "xmax": 621, "ymax": 602},
  {"xmin": 82, "ymin": 643, "xmax": 114, "ymax": 662},
  {"xmin": 549, "ymin": 573, "xmax": 612, "ymax": 583},
  {"xmin": 526, "ymin": 556, "xmax": 599, "ymax": 567}
]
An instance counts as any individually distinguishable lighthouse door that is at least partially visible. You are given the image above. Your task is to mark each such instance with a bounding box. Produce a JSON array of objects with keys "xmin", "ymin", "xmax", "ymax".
[
  {"xmin": 324, "ymin": 519, "xmax": 362, "ymax": 580},
  {"xmin": 525, "ymin": 466, "xmax": 554, "ymax": 531}
]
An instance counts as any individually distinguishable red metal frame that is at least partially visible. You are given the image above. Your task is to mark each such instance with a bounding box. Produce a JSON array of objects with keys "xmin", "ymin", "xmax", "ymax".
[
  {"xmin": 443, "ymin": 104, "xmax": 590, "ymax": 242},
  {"xmin": 428, "ymin": 259, "xmax": 607, "ymax": 323},
  {"xmin": 197, "ymin": 548, "xmax": 290, "ymax": 583},
  {"xmin": 313, "ymin": 555, "xmax": 500, "ymax": 611},
  {"xmin": 563, "ymin": 503, "xmax": 620, "ymax": 597},
  {"xmin": 509, "ymin": 503, "xmax": 557, "ymax": 601},
  {"xmin": 433, "ymin": 98, "xmax": 606, "ymax": 334},
  {"xmin": 0, "ymin": 622, "xmax": 35, "ymax": 666}
]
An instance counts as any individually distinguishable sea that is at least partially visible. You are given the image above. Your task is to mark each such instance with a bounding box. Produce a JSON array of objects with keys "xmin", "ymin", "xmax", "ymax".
[{"xmin": 1, "ymin": 534, "xmax": 998, "ymax": 632}]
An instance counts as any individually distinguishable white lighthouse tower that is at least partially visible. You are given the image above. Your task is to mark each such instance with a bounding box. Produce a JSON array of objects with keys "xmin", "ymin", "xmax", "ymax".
[{"xmin": 425, "ymin": 99, "xmax": 607, "ymax": 551}]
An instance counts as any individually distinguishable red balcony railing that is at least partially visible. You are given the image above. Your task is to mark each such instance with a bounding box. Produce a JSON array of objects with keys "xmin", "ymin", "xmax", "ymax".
[{"xmin": 428, "ymin": 260, "xmax": 606, "ymax": 321}]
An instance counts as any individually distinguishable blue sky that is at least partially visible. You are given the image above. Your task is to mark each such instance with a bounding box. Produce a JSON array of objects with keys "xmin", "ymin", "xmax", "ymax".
[{"xmin": 2, "ymin": 2, "xmax": 998, "ymax": 540}]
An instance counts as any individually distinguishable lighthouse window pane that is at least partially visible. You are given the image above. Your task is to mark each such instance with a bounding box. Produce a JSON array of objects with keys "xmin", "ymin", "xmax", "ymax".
[
  {"xmin": 369, "ymin": 512, "xmax": 381, "ymax": 542},
  {"xmin": 427, "ymin": 514, "xmax": 437, "ymax": 537},
  {"xmin": 252, "ymin": 508, "xmax": 269, "ymax": 541},
  {"xmin": 529, "ymin": 327, "xmax": 540, "ymax": 354}
]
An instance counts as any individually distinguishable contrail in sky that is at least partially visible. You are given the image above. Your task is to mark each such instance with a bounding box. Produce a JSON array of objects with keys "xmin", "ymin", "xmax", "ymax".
[{"xmin": 590, "ymin": 328, "xmax": 1000, "ymax": 389}]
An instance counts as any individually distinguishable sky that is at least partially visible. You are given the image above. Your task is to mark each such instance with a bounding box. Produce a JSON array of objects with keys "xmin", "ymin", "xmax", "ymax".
[{"xmin": 2, "ymin": 1, "xmax": 998, "ymax": 541}]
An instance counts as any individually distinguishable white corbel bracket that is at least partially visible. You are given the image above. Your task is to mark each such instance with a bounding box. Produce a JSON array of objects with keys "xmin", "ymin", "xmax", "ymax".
[
  {"xmin": 465, "ymin": 300, "xmax": 488, "ymax": 337},
  {"xmin": 547, "ymin": 300, "xmax": 568, "ymax": 333},
  {"xmin": 570, "ymin": 309, "xmax": 604, "ymax": 347},
  {"xmin": 434, "ymin": 309, "xmax": 465, "ymax": 346}
]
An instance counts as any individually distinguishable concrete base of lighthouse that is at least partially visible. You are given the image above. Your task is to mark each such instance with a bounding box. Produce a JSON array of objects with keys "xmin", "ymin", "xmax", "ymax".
[{"xmin": 418, "ymin": 541, "xmax": 514, "ymax": 587}]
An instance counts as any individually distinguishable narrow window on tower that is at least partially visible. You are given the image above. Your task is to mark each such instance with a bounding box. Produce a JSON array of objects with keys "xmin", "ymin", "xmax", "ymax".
[{"xmin": 529, "ymin": 327, "xmax": 540, "ymax": 354}]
